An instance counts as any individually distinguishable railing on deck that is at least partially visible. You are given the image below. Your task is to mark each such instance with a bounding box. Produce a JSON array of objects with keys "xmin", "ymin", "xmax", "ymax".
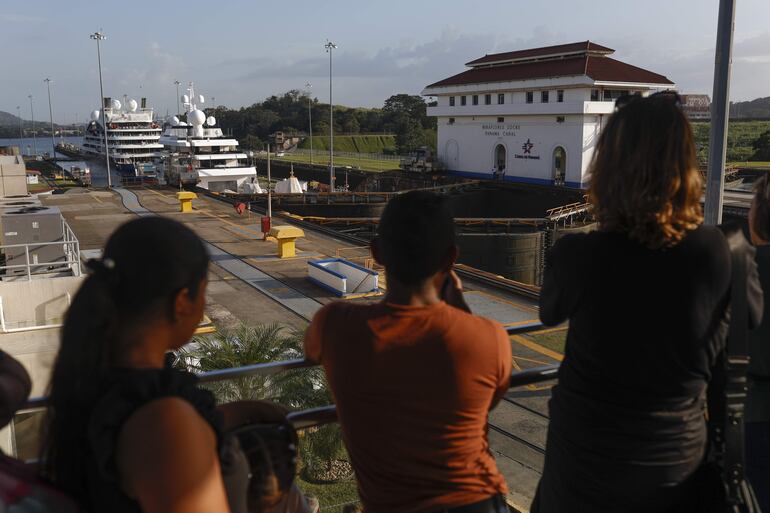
[
  {"xmin": 0, "ymin": 216, "xmax": 81, "ymax": 281},
  {"xmin": 23, "ymin": 322, "xmax": 560, "ymax": 428}
]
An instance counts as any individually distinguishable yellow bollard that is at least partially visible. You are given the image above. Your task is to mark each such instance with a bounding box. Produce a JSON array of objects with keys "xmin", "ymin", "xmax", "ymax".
[
  {"xmin": 176, "ymin": 191, "xmax": 197, "ymax": 213},
  {"xmin": 268, "ymin": 225, "xmax": 305, "ymax": 258}
]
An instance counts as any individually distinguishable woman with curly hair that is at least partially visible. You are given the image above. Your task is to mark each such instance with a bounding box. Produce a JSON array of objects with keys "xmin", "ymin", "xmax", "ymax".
[{"xmin": 531, "ymin": 92, "xmax": 762, "ymax": 513}]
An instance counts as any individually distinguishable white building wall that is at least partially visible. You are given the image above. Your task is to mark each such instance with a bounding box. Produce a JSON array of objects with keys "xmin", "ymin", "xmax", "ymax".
[{"xmin": 437, "ymin": 114, "xmax": 590, "ymax": 187}]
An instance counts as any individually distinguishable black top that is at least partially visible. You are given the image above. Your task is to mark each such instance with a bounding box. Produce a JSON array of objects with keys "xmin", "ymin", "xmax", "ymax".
[
  {"xmin": 542, "ymin": 226, "xmax": 735, "ymax": 468},
  {"xmin": 748, "ymin": 245, "xmax": 770, "ymax": 422},
  {"xmin": 86, "ymin": 367, "xmax": 223, "ymax": 513}
]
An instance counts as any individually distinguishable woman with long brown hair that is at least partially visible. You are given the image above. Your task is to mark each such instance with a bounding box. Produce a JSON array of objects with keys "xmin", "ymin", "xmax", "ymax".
[{"xmin": 531, "ymin": 92, "xmax": 762, "ymax": 512}]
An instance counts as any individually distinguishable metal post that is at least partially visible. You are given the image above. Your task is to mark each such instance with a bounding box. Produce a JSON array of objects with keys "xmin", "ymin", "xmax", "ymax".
[
  {"xmin": 174, "ymin": 80, "xmax": 181, "ymax": 115},
  {"xmin": 91, "ymin": 31, "xmax": 112, "ymax": 188},
  {"xmin": 306, "ymin": 82, "xmax": 313, "ymax": 164},
  {"xmin": 28, "ymin": 95, "xmax": 36, "ymax": 156},
  {"xmin": 267, "ymin": 143, "xmax": 272, "ymax": 218},
  {"xmin": 45, "ymin": 78, "xmax": 55, "ymax": 165},
  {"xmin": 325, "ymin": 40, "xmax": 337, "ymax": 192},
  {"xmin": 704, "ymin": 0, "xmax": 737, "ymax": 225},
  {"xmin": 25, "ymin": 246, "xmax": 31, "ymax": 281},
  {"xmin": 16, "ymin": 106, "xmax": 22, "ymax": 140}
]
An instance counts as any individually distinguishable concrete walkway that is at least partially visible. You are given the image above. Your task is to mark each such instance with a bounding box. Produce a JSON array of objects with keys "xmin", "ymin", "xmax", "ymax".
[{"xmin": 113, "ymin": 187, "xmax": 322, "ymax": 321}]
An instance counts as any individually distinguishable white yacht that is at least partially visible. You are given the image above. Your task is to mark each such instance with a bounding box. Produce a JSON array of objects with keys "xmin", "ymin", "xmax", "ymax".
[
  {"xmin": 160, "ymin": 83, "xmax": 258, "ymax": 192},
  {"xmin": 82, "ymin": 97, "xmax": 163, "ymax": 178}
]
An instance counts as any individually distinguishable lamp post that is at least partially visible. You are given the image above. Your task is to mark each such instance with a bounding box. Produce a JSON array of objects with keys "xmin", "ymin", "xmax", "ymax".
[
  {"xmin": 703, "ymin": 0, "xmax": 736, "ymax": 225},
  {"xmin": 306, "ymin": 82, "xmax": 313, "ymax": 164},
  {"xmin": 90, "ymin": 31, "xmax": 111, "ymax": 188},
  {"xmin": 16, "ymin": 106, "xmax": 22, "ymax": 140},
  {"xmin": 28, "ymin": 95, "xmax": 37, "ymax": 157},
  {"xmin": 174, "ymin": 80, "xmax": 181, "ymax": 116},
  {"xmin": 324, "ymin": 40, "xmax": 337, "ymax": 192},
  {"xmin": 44, "ymin": 78, "xmax": 56, "ymax": 165}
]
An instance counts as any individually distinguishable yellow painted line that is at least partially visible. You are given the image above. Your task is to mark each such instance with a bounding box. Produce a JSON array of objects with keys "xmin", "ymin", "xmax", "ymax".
[
  {"xmin": 143, "ymin": 187, "xmax": 174, "ymax": 200},
  {"xmin": 464, "ymin": 289, "xmax": 538, "ymax": 313},
  {"xmin": 91, "ymin": 193, "xmax": 103, "ymax": 204},
  {"xmin": 502, "ymin": 318, "xmax": 540, "ymax": 327},
  {"xmin": 513, "ymin": 354, "xmax": 551, "ymax": 365},
  {"xmin": 510, "ymin": 334, "xmax": 563, "ymax": 362},
  {"xmin": 533, "ymin": 326, "xmax": 568, "ymax": 336}
]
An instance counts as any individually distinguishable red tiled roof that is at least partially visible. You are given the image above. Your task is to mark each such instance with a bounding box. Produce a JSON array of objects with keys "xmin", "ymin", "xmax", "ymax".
[
  {"xmin": 425, "ymin": 56, "xmax": 673, "ymax": 89},
  {"xmin": 466, "ymin": 41, "xmax": 614, "ymax": 66}
]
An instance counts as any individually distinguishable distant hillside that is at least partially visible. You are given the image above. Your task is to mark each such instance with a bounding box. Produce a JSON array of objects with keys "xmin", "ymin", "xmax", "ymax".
[
  {"xmin": 298, "ymin": 134, "xmax": 396, "ymax": 154},
  {"xmin": 0, "ymin": 110, "xmax": 23, "ymax": 127},
  {"xmin": 731, "ymin": 97, "xmax": 770, "ymax": 119}
]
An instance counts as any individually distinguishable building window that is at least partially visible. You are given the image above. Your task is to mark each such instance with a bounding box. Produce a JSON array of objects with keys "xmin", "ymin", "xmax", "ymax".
[
  {"xmin": 603, "ymin": 89, "xmax": 625, "ymax": 101},
  {"xmin": 557, "ymin": 90, "xmax": 564, "ymax": 103},
  {"xmin": 590, "ymin": 89, "xmax": 600, "ymax": 101},
  {"xmin": 541, "ymin": 91, "xmax": 549, "ymax": 103},
  {"xmin": 448, "ymin": 117, "xmax": 455, "ymax": 125},
  {"xmin": 553, "ymin": 147, "xmax": 566, "ymax": 186},
  {"xmin": 485, "ymin": 94, "xmax": 491, "ymax": 105},
  {"xmin": 449, "ymin": 96, "xmax": 455, "ymax": 107},
  {"xmin": 497, "ymin": 117, "xmax": 504, "ymax": 123},
  {"xmin": 461, "ymin": 96, "xmax": 467, "ymax": 106},
  {"xmin": 526, "ymin": 91, "xmax": 534, "ymax": 104},
  {"xmin": 498, "ymin": 93, "xmax": 505, "ymax": 104},
  {"xmin": 472, "ymin": 95, "xmax": 479, "ymax": 105},
  {"xmin": 556, "ymin": 116, "xmax": 565, "ymax": 123}
]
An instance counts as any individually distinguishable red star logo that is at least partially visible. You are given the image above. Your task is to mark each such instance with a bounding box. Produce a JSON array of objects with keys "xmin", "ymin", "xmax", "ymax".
[{"xmin": 522, "ymin": 139, "xmax": 534, "ymax": 154}]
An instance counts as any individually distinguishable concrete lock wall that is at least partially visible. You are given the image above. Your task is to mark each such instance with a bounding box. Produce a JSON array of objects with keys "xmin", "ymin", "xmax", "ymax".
[{"xmin": 457, "ymin": 232, "xmax": 544, "ymax": 285}]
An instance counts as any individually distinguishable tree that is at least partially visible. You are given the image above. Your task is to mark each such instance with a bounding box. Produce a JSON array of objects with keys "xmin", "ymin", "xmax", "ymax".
[
  {"xmin": 751, "ymin": 130, "xmax": 770, "ymax": 161},
  {"xmin": 176, "ymin": 323, "xmax": 347, "ymax": 479},
  {"xmin": 383, "ymin": 94, "xmax": 430, "ymax": 129},
  {"xmin": 395, "ymin": 117, "xmax": 427, "ymax": 154}
]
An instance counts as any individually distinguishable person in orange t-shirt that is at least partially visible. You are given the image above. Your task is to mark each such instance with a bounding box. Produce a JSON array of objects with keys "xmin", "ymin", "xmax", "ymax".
[{"xmin": 305, "ymin": 191, "xmax": 512, "ymax": 513}]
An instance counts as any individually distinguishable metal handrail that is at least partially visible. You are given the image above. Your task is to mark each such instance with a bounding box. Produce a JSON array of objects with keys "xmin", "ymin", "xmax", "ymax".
[{"xmin": 22, "ymin": 322, "xmax": 556, "ymax": 414}]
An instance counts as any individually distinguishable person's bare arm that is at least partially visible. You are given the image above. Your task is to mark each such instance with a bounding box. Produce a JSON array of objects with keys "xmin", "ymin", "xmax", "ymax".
[{"xmin": 116, "ymin": 397, "xmax": 231, "ymax": 513}]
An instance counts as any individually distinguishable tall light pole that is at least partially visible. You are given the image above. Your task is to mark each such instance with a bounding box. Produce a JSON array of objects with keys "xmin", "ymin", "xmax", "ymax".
[
  {"xmin": 16, "ymin": 106, "xmax": 22, "ymax": 140},
  {"xmin": 325, "ymin": 40, "xmax": 337, "ymax": 191},
  {"xmin": 90, "ymin": 31, "xmax": 111, "ymax": 188},
  {"xmin": 306, "ymin": 82, "xmax": 313, "ymax": 165},
  {"xmin": 174, "ymin": 80, "xmax": 181, "ymax": 115},
  {"xmin": 703, "ymin": 0, "xmax": 736, "ymax": 225},
  {"xmin": 28, "ymin": 95, "xmax": 36, "ymax": 156},
  {"xmin": 44, "ymin": 78, "xmax": 56, "ymax": 164}
]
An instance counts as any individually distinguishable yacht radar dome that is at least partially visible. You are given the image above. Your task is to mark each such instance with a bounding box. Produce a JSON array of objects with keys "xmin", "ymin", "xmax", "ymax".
[
  {"xmin": 127, "ymin": 99, "xmax": 138, "ymax": 112},
  {"xmin": 170, "ymin": 116, "xmax": 180, "ymax": 126},
  {"xmin": 206, "ymin": 116, "xmax": 216, "ymax": 126},
  {"xmin": 182, "ymin": 94, "xmax": 190, "ymax": 104},
  {"xmin": 110, "ymin": 99, "xmax": 122, "ymax": 110},
  {"xmin": 91, "ymin": 110, "xmax": 100, "ymax": 121},
  {"xmin": 188, "ymin": 110, "xmax": 206, "ymax": 126},
  {"xmin": 198, "ymin": 95, "xmax": 205, "ymax": 104}
]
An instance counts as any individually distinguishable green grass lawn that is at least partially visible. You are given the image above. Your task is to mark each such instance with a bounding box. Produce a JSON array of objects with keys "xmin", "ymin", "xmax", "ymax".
[
  {"xmin": 298, "ymin": 134, "xmax": 396, "ymax": 154},
  {"xmin": 266, "ymin": 152, "xmax": 400, "ymax": 173},
  {"xmin": 727, "ymin": 161, "xmax": 770, "ymax": 169}
]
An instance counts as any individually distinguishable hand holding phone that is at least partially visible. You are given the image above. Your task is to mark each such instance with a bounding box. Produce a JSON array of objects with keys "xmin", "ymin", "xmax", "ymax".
[{"xmin": 441, "ymin": 269, "xmax": 471, "ymax": 313}]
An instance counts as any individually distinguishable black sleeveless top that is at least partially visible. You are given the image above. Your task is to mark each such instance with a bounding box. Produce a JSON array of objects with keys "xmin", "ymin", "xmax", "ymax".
[{"xmin": 85, "ymin": 367, "xmax": 223, "ymax": 513}]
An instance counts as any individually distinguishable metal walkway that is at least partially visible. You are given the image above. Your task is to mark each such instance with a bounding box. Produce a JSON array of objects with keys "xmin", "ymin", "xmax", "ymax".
[{"xmin": 113, "ymin": 187, "xmax": 322, "ymax": 321}]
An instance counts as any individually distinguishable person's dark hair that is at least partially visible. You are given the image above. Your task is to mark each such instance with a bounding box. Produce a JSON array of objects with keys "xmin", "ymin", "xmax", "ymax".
[
  {"xmin": 41, "ymin": 217, "xmax": 209, "ymax": 500},
  {"xmin": 753, "ymin": 173, "xmax": 770, "ymax": 241},
  {"xmin": 376, "ymin": 191, "xmax": 455, "ymax": 286},
  {"xmin": 589, "ymin": 93, "xmax": 703, "ymax": 249}
]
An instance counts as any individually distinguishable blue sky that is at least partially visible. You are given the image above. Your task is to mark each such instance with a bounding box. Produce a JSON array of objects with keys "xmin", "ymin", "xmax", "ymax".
[{"xmin": 2, "ymin": 0, "xmax": 770, "ymax": 123}]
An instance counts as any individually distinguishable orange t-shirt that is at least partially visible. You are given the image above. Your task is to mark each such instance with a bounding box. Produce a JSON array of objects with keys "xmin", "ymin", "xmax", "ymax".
[{"xmin": 304, "ymin": 301, "xmax": 511, "ymax": 513}]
